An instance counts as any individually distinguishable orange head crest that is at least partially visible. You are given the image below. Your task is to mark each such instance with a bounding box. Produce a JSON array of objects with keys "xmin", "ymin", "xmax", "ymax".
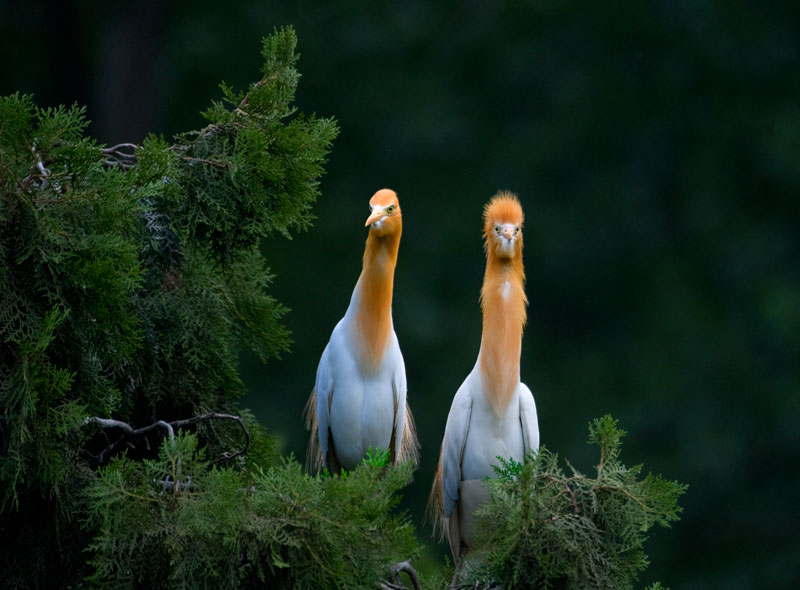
[{"xmin": 483, "ymin": 191, "xmax": 524, "ymax": 260}]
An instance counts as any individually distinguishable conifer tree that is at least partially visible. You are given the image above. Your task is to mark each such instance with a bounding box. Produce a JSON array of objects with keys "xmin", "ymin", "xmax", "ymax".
[{"xmin": 0, "ymin": 28, "xmax": 424, "ymax": 587}]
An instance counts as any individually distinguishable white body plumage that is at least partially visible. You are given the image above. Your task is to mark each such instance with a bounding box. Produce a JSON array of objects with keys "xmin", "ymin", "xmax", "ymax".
[
  {"xmin": 314, "ymin": 284, "xmax": 408, "ymax": 470},
  {"xmin": 440, "ymin": 364, "xmax": 539, "ymax": 549}
]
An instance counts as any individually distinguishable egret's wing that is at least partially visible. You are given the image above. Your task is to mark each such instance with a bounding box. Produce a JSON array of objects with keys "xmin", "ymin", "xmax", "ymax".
[
  {"xmin": 519, "ymin": 382, "xmax": 540, "ymax": 456},
  {"xmin": 441, "ymin": 378, "xmax": 473, "ymax": 518},
  {"xmin": 316, "ymin": 343, "xmax": 335, "ymax": 458},
  {"xmin": 390, "ymin": 339, "xmax": 407, "ymax": 462},
  {"xmin": 389, "ymin": 335, "xmax": 419, "ymax": 466},
  {"xmin": 304, "ymin": 341, "xmax": 334, "ymax": 473}
]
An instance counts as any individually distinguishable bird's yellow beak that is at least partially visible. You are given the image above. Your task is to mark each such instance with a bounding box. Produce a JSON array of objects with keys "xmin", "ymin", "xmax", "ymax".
[{"xmin": 365, "ymin": 208, "xmax": 385, "ymax": 226}]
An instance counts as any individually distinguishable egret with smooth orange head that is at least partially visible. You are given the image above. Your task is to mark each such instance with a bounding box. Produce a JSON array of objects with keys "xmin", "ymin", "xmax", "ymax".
[{"xmin": 305, "ymin": 188, "xmax": 419, "ymax": 473}]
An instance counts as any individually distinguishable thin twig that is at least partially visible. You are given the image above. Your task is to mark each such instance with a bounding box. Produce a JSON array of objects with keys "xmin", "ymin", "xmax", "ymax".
[
  {"xmin": 155, "ymin": 478, "xmax": 196, "ymax": 492},
  {"xmin": 85, "ymin": 412, "xmax": 249, "ymax": 466},
  {"xmin": 177, "ymin": 155, "xmax": 229, "ymax": 168},
  {"xmin": 101, "ymin": 143, "xmax": 139, "ymax": 169},
  {"xmin": 103, "ymin": 159, "xmax": 136, "ymax": 169},
  {"xmin": 541, "ymin": 474, "xmax": 580, "ymax": 514},
  {"xmin": 593, "ymin": 484, "xmax": 653, "ymax": 511},
  {"xmin": 234, "ymin": 75, "xmax": 275, "ymax": 114},
  {"xmin": 169, "ymin": 413, "xmax": 250, "ymax": 463}
]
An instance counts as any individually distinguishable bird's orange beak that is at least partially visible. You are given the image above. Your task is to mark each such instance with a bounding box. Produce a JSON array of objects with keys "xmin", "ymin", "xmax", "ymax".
[
  {"xmin": 365, "ymin": 208, "xmax": 385, "ymax": 226},
  {"xmin": 500, "ymin": 225, "xmax": 515, "ymax": 240}
]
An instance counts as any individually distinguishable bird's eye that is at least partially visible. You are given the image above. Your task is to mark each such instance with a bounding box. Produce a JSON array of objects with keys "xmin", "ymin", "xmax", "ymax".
[
  {"xmin": 494, "ymin": 225, "xmax": 500, "ymax": 234},
  {"xmin": 386, "ymin": 205, "xmax": 396, "ymax": 215},
  {"xmin": 514, "ymin": 226, "xmax": 520, "ymax": 234}
]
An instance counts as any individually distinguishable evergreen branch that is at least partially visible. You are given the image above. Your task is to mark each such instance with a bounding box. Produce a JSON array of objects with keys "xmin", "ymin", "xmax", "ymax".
[
  {"xmin": 548, "ymin": 475, "xmax": 580, "ymax": 515},
  {"xmin": 175, "ymin": 154, "xmax": 229, "ymax": 168},
  {"xmin": 85, "ymin": 413, "xmax": 249, "ymax": 467},
  {"xmin": 470, "ymin": 416, "xmax": 685, "ymax": 589},
  {"xmin": 89, "ymin": 138, "xmax": 228, "ymax": 171},
  {"xmin": 117, "ymin": 488, "xmax": 164, "ymax": 504},
  {"xmin": 301, "ymin": 538, "xmax": 337, "ymax": 577},
  {"xmin": 450, "ymin": 582, "xmax": 501, "ymax": 590},
  {"xmin": 592, "ymin": 483, "xmax": 654, "ymax": 512},
  {"xmin": 167, "ymin": 143, "xmax": 230, "ymax": 168},
  {"xmin": 172, "ymin": 413, "xmax": 250, "ymax": 464},
  {"xmin": 234, "ymin": 77, "xmax": 272, "ymax": 113}
]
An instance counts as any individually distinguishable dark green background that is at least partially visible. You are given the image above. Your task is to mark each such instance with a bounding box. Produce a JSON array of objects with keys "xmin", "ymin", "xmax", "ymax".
[{"xmin": 3, "ymin": 1, "xmax": 799, "ymax": 587}]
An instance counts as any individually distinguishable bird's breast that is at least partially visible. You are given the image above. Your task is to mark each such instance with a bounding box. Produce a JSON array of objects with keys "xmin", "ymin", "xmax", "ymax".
[
  {"xmin": 325, "ymin": 325, "xmax": 399, "ymax": 470},
  {"xmin": 329, "ymin": 375, "xmax": 395, "ymax": 470},
  {"xmin": 460, "ymin": 371, "xmax": 525, "ymax": 481}
]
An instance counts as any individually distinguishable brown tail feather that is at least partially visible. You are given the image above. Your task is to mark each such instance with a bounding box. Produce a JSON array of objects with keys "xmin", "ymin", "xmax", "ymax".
[
  {"xmin": 303, "ymin": 389, "xmax": 324, "ymax": 473},
  {"xmin": 428, "ymin": 448, "xmax": 465, "ymax": 566},
  {"xmin": 397, "ymin": 402, "xmax": 420, "ymax": 467},
  {"xmin": 426, "ymin": 444, "xmax": 447, "ymax": 542},
  {"xmin": 304, "ymin": 388, "xmax": 343, "ymax": 475}
]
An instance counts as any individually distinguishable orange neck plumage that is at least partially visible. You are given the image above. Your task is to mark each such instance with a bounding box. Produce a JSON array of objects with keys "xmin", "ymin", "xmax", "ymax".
[
  {"xmin": 356, "ymin": 226, "xmax": 401, "ymax": 372},
  {"xmin": 478, "ymin": 250, "xmax": 527, "ymax": 417}
]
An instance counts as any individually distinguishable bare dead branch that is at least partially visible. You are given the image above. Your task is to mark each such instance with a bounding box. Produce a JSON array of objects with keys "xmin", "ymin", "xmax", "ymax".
[
  {"xmin": 22, "ymin": 143, "xmax": 51, "ymax": 187},
  {"xmin": 155, "ymin": 478, "xmax": 196, "ymax": 492},
  {"xmin": 102, "ymin": 143, "xmax": 139, "ymax": 153},
  {"xmin": 101, "ymin": 142, "xmax": 139, "ymax": 169},
  {"xmin": 384, "ymin": 559, "xmax": 421, "ymax": 590},
  {"xmin": 85, "ymin": 412, "xmax": 249, "ymax": 467}
]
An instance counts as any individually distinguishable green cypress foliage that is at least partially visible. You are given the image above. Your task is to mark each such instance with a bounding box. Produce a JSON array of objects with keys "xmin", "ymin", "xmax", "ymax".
[
  {"xmin": 86, "ymin": 438, "xmax": 419, "ymax": 589},
  {"xmin": 0, "ymin": 27, "xmax": 349, "ymax": 588},
  {"xmin": 463, "ymin": 416, "xmax": 687, "ymax": 590}
]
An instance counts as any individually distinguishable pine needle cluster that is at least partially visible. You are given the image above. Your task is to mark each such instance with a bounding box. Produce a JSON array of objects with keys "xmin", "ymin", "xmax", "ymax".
[
  {"xmin": 464, "ymin": 416, "xmax": 687, "ymax": 590},
  {"xmin": 87, "ymin": 438, "xmax": 419, "ymax": 590},
  {"xmin": 0, "ymin": 27, "xmax": 340, "ymax": 587}
]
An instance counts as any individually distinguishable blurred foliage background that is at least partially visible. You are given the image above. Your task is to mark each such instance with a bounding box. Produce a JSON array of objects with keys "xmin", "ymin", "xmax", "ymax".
[{"xmin": 2, "ymin": 1, "xmax": 798, "ymax": 587}]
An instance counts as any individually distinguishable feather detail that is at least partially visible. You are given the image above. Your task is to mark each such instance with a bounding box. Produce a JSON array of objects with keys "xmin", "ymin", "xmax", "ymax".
[
  {"xmin": 303, "ymin": 390, "xmax": 321, "ymax": 473},
  {"xmin": 303, "ymin": 387, "xmax": 342, "ymax": 474},
  {"xmin": 426, "ymin": 445, "xmax": 446, "ymax": 539},
  {"xmin": 397, "ymin": 401, "xmax": 420, "ymax": 465}
]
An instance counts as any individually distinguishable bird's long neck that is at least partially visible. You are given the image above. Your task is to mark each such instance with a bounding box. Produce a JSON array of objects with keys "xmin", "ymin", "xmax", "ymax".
[
  {"xmin": 355, "ymin": 228, "xmax": 400, "ymax": 373},
  {"xmin": 478, "ymin": 253, "xmax": 527, "ymax": 417}
]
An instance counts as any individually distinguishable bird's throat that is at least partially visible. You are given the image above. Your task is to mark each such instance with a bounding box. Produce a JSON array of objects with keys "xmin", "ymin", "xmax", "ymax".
[
  {"xmin": 356, "ymin": 230, "xmax": 400, "ymax": 372},
  {"xmin": 479, "ymin": 258, "xmax": 527, "ymax": 417}
]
